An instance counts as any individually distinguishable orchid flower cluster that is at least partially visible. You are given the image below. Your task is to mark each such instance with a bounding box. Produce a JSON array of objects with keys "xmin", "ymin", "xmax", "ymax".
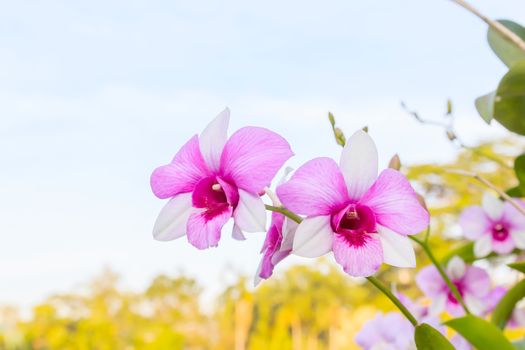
[{"xmin": 150, "ymin": 110, "xmax": 525, "ymax": 349}]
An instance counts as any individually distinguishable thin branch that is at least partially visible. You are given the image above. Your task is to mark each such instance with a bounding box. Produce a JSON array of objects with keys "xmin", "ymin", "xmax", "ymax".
[
  {"xmin": 450, "ymin": 0, "xmax": 525, "ymax": 53},
  {"xmin": 366, "ymin": 276, "xmax": 419, "ymax": 326},
  {"xmin": 447, "ymin": 169, "xmax": 525, "ymax": 216},
  {"xmin": 265, "ymin": 205, "xmax": 303, "ymax": 224}
]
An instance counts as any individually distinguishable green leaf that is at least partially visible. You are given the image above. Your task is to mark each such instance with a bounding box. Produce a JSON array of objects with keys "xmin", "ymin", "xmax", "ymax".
[
  {"xmin": 492, "ymin": 279, "xmax": 525, "ymax": 329},
  {"xmin": 441, "ymin": 242, "xmax": 475, "ymax": 265},
  {"xmin": 414, "ymin": 323, "xmax": 454, "ymax": 350},
  {"xmin": 445, "ymin": 315, "xmax": 514, "ymax": 350},
  {"xmin": 488, "ymin": 20, "xmax": 525, "ymax": 68},
  {"xmin": 509, "ymin": 261, "xmax": 525, "ymax": 274},
  {"xmin": 514, "ymin": 154, "xmax": 525, "ymax": 185},
  {"xmin": 475, "ymin": 91, "xmax": 495, "ymax": 123},
  {"xmin": 506, "ymin": 185, "xmax": 523, "ymax": 197},
  {"xmin": 494, "ymin": 61, "xmax": 525, "ymax": 135}
]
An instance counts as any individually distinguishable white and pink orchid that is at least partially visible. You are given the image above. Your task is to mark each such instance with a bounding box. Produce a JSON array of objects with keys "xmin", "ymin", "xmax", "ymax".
[
  {"xmin": 355, "ymin": 312, "xmax": 416, "ymax": 350},
  {"xmin": 460, "ymin": 193, "xmax": 525, "ymax": 257},
  {"xmin": 150, "ymin": 109, "xmax": 293, "ymax": 249},
  {"xmin": 416, "ymin": 256, "xmax": 491, "ymax": 316},
  {"xmin": 276, "ymin": 130, "xmax": 429, "ymax": 277}
]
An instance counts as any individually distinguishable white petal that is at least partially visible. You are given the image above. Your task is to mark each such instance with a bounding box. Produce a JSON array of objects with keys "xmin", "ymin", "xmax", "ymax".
[
  {"xmin": 152, "ymin": 193, "xmax": 194, "ymax": 241},
  {"xmin": 482, "ymin": 192, "xmax": 504, "ymax": 220},
  {"xmin": 292, "ymin": 215, "xmax": 333, "ymax": 258},
  {"xmin": 473, "ymin": 235, "xmax": 493, "ymax": 257},
  {"xmin": 511, "ymin": 230, "xmax": 525, "ymax": 249},
  {"xmin": 233, "ymin": 189, "xmax": 266, "ymax": 233},
  {"xmin": 428, "ymin": 294, "xmax": 447, "ymax": 316},
  {"xmin": 446, "ymin": 256, "xmax": 466, "ymax": 280},
  {"xmin": 232, "ymin": 224, "xmax": 246, "ymax": 241},
  {"xmin": 199, "ymin": 108, "xmax": 230, "ymax": 171},
  {"xmin": 339, "ymin": 130, "xmax": 378, "ymax": 200},
  {"xmin": 280, "ymin": 218, "xmax": 299, "ymax": 252},
  {"xmin": 464, "ymin": 294, "xmax": 485, "ymax": 316},
  {"xmin": 377, "ymin": 225, "xmax": 416, "ymax": 268},
  {"xmin": 254, "ymin": 261, "xmax": 263, "ymax": 287}
]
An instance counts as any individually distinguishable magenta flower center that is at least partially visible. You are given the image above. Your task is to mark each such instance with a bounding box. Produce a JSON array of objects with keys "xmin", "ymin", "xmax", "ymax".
[
  {"xmin": 332, "ymin": 204, "xmax": 376, "ymax": 247},
  {"xmin": 491, "ymin": 223, "xmax": 509, "ymax": 241},
  {"xmin": 447, "ymin": 281, "xmax": 464, "ymax": 304},
  {"xmin": 192, "ymin": 176, "xmax": 238, "ymax": 219}
]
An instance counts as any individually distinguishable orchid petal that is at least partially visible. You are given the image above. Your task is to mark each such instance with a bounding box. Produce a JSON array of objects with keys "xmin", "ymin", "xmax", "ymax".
[
  {"xmin": 332, "ymin": 233, "xmax": 383, "ymax": 277},
  {"xmin": 199, "ymin": 108, "xmax": 230, "ymax": 172},
  {"xmin": 446, "ymin": 256, "xmax": 466, "ymax": 280},
  {"xmin": 220, "ymin": 126, "xmax": 293, "ymax": 194},
  {"xmin": 503, "ymin": 201, "xmax": 525, "ymax": 229},
  {"xmin": 292, "ymin": 215, "xmax": 333, "ymax": 257},
  {"xmin": 463, "ymin": 265, "xmax": 491, "ymax": 298},
  {"xmin": 482, "ymin": 192, "xmax": 504, "ymax": 220},
  {"xmin": 459, "ymin": 206, "xmax": 491, "ymax": 240},
  {"xmin": 473, "ymin": 235, "xmax": 492, "ymax": 257},
  {"xmin": 511, "ymin": 230, "xmax": 525, "ymax": 249},
  {"xmin": 186, "ymin": 207, "xmax": 232, "ymax": 249},
  {"xmin": 340, "ymin": 130, "xmax": 378, "ymax": 200},
  {"xmin": 233, "ymin": 189, "xmax": 266, "ymax": 233},
  {"xmin": 428, "ymin": 294, "xmax": 447, "ymax": 316},
  {"xmin": 152, "ymin": 193, "xmax": 194, "ymax": 241},
  {"xmin": 377, "ymin": 225, "xmax": 416, "ymax": 268},
  {"xmin": 232, "ymin": 224, "xmax": 246, "ymax": 240},
  {"xmin": 151, "ymin": 135, "xmax": 210, "ymax": 199},
  {"xmin": 492, "ymin": 235, "xmax": 515, "ymax": 254},
  {"xmin": 360, "ymin": 169, "xmax": 429, "ymax": 235},
  {"xmin": 416, "ymin": 265, "xmax": 445, "ymax": 298},
  {"xmin": 277, "ymin": 157, "xmax": 349, "ymax": 216}
]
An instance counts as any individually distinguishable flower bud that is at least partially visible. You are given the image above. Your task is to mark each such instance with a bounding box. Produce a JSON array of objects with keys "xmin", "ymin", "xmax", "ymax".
[{"xmin": 388, "ymin": 154, "xmax": 401, "ymax": 171}]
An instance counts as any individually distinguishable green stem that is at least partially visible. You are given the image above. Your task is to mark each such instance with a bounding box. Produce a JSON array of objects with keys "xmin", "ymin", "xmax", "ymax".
[
  {"xmin": 264, "ymin": 205, "xmax": 303, "ymax": 224},
  {"xmin": 409, "ymin": 235, "xmax": 471, "ymax": 315},
  {"xmin": 366, "ymin": 276, "xmax": 418, "ymax": 326}
]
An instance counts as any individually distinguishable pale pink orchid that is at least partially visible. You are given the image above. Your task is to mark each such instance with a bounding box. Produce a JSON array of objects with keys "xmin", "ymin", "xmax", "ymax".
[
  {"xmin": 460, "ymin": 193, "xmax": 525, "ymax": 257},
  {"xmin": 276, "ymin": 130, "xmax": 429, "ymax": 277},
  {"xmin": 355, "ymin": 312, "xmax": 416, "ymax": 350},
  {"xmin": 416, "ymin": 256, "xmax": 491, "ymax": 316},
  {"xmin": 254, "ymin": 211, "xmax": 298, "ymax": 285},
  {"xmin": 150, "ymin": 109, "xmax": 293, "ymax": 249}
]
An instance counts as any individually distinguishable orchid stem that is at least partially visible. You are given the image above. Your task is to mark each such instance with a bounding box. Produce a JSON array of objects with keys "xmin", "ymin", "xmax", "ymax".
[
  {"xmin": 447, "ymin": 169, "xmax": 525, "ymax": 217},
  {"xmin": 264, "ymin": 205, "xmax": 303, "ymax": 224},
  {"xmin": 450, "ymin": 0, "xmax": 525, "ymax": 54},
  {"xmin": 366, "ymin": 276, "xmax": 418, "ymax": 326},
  {"xmin": 409, "ymin": 235, "xmax": 471, "ymax": 315}
]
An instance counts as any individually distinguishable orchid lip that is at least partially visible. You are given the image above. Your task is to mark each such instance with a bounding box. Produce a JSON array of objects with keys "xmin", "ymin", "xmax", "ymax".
[
  {"xmin": 331, "ymin": 203, "xmax": 377, "ymax": 247},
  {"xmin": 491, "ymin": 222, "xmax": 509, "ymax": 241}
]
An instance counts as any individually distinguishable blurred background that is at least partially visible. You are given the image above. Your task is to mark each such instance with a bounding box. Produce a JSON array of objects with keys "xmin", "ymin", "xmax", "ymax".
[{"xmin": 1, "ymin": 0, "xmax": 525, "ymax": 348}]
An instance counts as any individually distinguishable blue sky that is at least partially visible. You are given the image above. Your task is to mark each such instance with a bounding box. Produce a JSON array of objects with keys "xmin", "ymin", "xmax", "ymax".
[{"xmin": 1, "ymin": 0, "xmax": 524, "ymax": 307}]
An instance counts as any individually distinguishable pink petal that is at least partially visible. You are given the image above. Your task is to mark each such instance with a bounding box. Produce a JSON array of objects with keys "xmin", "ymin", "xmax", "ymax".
[
  {"xmin": 277, "ymin": 158, "xmax": 349, "ymax": 216},
  {"xmin": 416, "ymin": 266, "xmax": 445, "ymax": 298},
  {"xmin": 232, "ymin": 224, "xmax": 246, "ymax": 240},
  {"xmin": 233, "ymin": 189, "xmax": 266, "ymax": 233},
  {"xmin": 332, "ymin": 233, "xmax": 383, "ymax": 277},
  {"xmin": 292, "ymin": 215, "xmax": 333, "ymax": 257},
  {"xmin": 199, "ymin": 108, "xmax": 230, "ymax": 172},
  {"xmin": 151, "ymin": 135, "xmax": 211, "ymax": 199},
  {"xmin": 152, "ymin": 193, "xmax": 194, "ymax": 241},
  {"xmin": 377, "ymin": 225, "xmax": 415, "ymax": 268},
  {"xmin": 219, "ymin": 126, "xmax": 293, "ymax": 194},
  {"xmin": 462, "ymin": 265, "xmax": 491, "ymax": 298},
  {"xmin": 359, "ymin": 169, "xmax": 429, "ymax": 235},
  {"xmin": 446, "ymin": 256, "xmax": 466, "ymax": 280},
  {"xmin": 502, "ymin": 201, "xmax": 525, "ymax": 230},
  {"xmin": 491, "ymin": 234, "xmax": 515, "ymax": 255},
  {"xmin": 339, "ymin": 130, "xmax": 378, "ymax": 200},
  {"xmin": 186, "ymin": 207, "xmax": 232, "ymax": 249},
  {"xmin": 482, "ymin": 193, "xmax": 504, "ymax": 220},
  {"xmin": 459, "ymin": 206, "xmax": 491, "ymax": 240},
  {"xmin": 474, "ymin": 235, "xmax": 492, "ymax": 257}
]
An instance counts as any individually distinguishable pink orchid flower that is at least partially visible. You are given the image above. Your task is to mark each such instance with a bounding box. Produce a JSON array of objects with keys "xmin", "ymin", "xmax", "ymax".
[
  {"xmin": 355, "ymin": 312, "xmax": 416, "ymax": 350},
  {"xmin": 276, "ymin": 130, "xmax": 429, "ymax": 277},
  {"xmin": 150, "ymin": 109, "xmax": 293, "ymax": 249},
  {"xmin": 460, "ymin": 193, "xmax": 525, "ymax": 257},
  {"xmin": 254, "ymin": 211, "xmax": 298, "ymax": 285},
  {"xmin": 416, "ymin": 256, "xmax": 491, "ymax": 316}
]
